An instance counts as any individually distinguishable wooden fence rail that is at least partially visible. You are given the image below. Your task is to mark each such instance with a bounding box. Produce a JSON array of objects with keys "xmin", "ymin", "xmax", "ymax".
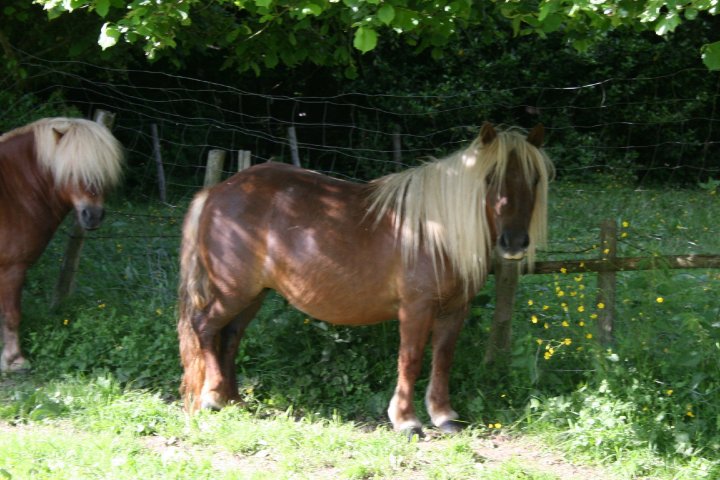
[{"xmin": 485, "ymin": 219, "xmax": 720, "ymax": 365}]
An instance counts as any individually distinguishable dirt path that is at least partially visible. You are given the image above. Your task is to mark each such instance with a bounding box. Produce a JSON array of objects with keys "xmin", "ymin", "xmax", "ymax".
[{"xmin": 140, "ymin": 429, "xmax": 613, "ymax": 479}]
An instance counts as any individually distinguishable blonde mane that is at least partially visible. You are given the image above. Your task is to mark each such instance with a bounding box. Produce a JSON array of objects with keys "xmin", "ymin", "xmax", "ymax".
[
  {"xmin": 0, "ymin": 117, "xmax": 123, "ymax": 190},
  {"xmin": 368, "ymin": 126, "xmax": 554, "ymax": 293}
]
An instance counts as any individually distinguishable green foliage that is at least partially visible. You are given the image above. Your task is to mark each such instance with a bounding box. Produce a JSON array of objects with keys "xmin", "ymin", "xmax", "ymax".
[
  {"xmin": 27, "ymin": 0, "xmax": 720, "ymax": 74},
  {"xmin": 0, "ymin": 90, "xmax": 81, "ymax": 131}
]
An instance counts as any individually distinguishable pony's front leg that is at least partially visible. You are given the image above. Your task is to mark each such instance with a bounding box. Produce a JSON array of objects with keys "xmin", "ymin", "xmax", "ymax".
[
  {"xmin": 425, "ymin": 309, "xmax": 466, "ymax": 434},
  {"xmin": 388, "ymin": 304, "xmax": 433, "ymax": 437},
  {"xmin": 0, "ymin": 265, "xmax": 30, "ymax": 373}
]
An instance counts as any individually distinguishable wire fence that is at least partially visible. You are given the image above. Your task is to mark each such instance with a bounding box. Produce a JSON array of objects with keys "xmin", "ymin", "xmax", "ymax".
[
  {"xmin": 1, "ymin": 54, "xmax": 718, "ymax": 262},
  {"xmin": 4, "ymin": 54, "xmax": 719, "ymax": 189}
]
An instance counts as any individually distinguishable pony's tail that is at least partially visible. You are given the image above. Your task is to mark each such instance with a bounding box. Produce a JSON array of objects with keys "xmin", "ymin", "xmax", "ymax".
[{"xmin": 178, "ymin": 190, "xmax": 211, "ymax": 412}]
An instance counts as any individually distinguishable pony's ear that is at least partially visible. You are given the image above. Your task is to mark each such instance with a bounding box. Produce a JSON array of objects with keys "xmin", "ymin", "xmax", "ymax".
[
  {"xmin": 480, "ymin": 122, "xmax": 497, "ymax": 145},
  {"xmin": 52, "ymin": 127, "xmax": 68, "ymax": 144},
  {"xmin": 527, "ymin": 124, "xmax": 544, "ymax": 148}
]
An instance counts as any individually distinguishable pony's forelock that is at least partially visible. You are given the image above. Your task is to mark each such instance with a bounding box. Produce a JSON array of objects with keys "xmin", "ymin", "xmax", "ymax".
[
  {"xmin": 368, "ymin": 126, "xmax": 553, "ymax": 293},
  {"xmin": 28, "ymin": 118, "xmax": 123, "ymax": 190}
]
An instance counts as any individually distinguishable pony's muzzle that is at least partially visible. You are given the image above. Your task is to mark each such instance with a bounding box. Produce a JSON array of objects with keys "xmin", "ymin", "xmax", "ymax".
[
  {"xmin": 498, "ymin": 231, "xmax": 530, "ymax": 260},
  {"xmin": 77, "ymin": 205, "xmax": 105, "ymax": 230}
]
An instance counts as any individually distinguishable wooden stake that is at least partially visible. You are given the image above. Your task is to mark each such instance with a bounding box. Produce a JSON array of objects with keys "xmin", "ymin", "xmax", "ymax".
[
  {"xmin": 597, "ymin": 219, "xmax": 617, "ymax": 344},
  {"xmin": 151, "ymin": 123, "xmax": 167, "ymax": 202},
  {"xmin": 484, "ymin": 255, "xmax": 521, "ymax": 366},
  {"xmin": 392, "ymin": 127, "xmax": 402, "ymax": 172},
  {"xmin": 288, "ymin": 126, "xmax": 301, "ymax": 167},
  {"xmin": 204, "ymin": 149, "xmax": 226, "ymax": 188},
  {"xmin": 238, "ymin": 150, "xmax": 251, "ymax": 172}
]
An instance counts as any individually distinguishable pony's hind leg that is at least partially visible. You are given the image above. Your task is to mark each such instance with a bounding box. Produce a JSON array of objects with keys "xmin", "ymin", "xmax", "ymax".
[
  {"xmin": 218, "ymin": 292, "xmax": 267, "ymax": 404},
  {"xmin": 425, "ymin": 309, "xmax": 466, "ymax": 434},
  {"xmin": 388, "ymin": 302, "xmax": 434, "ymax": 437},
  {"xmin": 0, "ymin": 265, "xmax": 30, "ymax": 373},
  {"xmin": 192, "ymin": 292, "xmax": 266, "ymax": 410}
]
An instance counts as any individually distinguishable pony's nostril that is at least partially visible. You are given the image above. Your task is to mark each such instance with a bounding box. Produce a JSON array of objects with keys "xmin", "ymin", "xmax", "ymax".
[
  {"xmin": 499, "ymin": 232, "xmax": 510, "ymax": 250},
  {"xmin": 499, "ymin": 231, "xmax": 530, "ymax": 252}
]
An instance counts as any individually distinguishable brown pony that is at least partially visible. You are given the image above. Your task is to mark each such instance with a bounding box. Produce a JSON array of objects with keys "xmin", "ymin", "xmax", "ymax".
[
  {"xmin": 178, "ymin": 122, "xmax": 553, "ymax": 436},
  {"xmin": 0, "ymin": 117, "xmax": 123, "ymax": 372}
]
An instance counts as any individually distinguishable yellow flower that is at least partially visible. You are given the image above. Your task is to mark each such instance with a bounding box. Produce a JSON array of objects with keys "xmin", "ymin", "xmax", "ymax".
[
  {"xmin": 528, "ymin": 299, "xmax": 534, "ymax": 306},
  {"xmin": 622, "ymin": 221, "xmax": 630, "ymax": 228},
  {"xmin": 557, "ymin": 290, "xmax": 565, "ymax": 297},
  {"xmin": 542, "ymin": 305, "xmax": 550, "ymax": 311},
  {"xmin": 155, "ymin": 308, "xmax": 163, "ymax": 316},
  {"xmin": 531, "ymin": 315, "xmax": 539, "ymax": 324},
  {"xmin": 603, "ymin": 248, "xmax": 610, "ymax": 255},
  {"xmin": 656, "ymin": 297, "xmax": 664, "ymax": 303},
  {"xmin": 543, "ymin": 322, "xmax": 550, "ymax": 329},
  {"xmin": 98, "ymin": 303, "xmax": 106, "ymax": 309},
  {"xmin": 666, "ymin": 389, "xmax": 673, "ymax": 396},
  {"xmin": 620, "ymin": 232, "xmax": 628, "ymax": 238},
  {"xmin": 590, "ymin": 313, "xmax": 598, "ymax": 319},
  {"xmin": 686, "ymin": 411, "xmax": 695, "ymax": 418},
  {"xmin": 536, "ymin": 338, "xmax": 543, "ymax": 345},
  {"xmin": 562, "ymin": 320, "xmax": 569, "ymax": 327},
  {"xmin": 585, "ymin": 333, "xmax": 593, "ymax": 339},
  {"xmin": 563, "ymin": 338, "xmax": 572, "ymax": 345},
  {"xmin": 577, "ymin": 305, "xmax": 585, "ymax": 313},
  {"xmin": 578, "ymin": 321, "xmax": 586, "ymax": 327},
  {"xmin": 560, "ymin": 267, "xmax": 567, "ymax": 274},
  {"xmin": 63, "ymin": 319, "xmax": 70, "ymax": 326},
  {"xmin": 597, "ymin": 302, "xmax": 605, "ymax": 309}
]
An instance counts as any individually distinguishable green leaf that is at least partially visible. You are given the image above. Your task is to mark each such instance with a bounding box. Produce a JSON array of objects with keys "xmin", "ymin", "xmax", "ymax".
[
  {"xmin": 353, "ymin": 26, "xmax": 378, "ymax": 53},
  {"xmin": 96, "ymin": 0, "xmax": 110, "ymax": 17},
  {"xmin": 701, "ymin": 41, "xmax": 720, "ymax": 70},
  {"xmin": 377, "ymin": 4, "xmax": 395, "ymax": 25},
  {"xmin": 301, "ymin": 3, "xmax": 323, "ymax": 16},
  {"xmin": 541, "ymin": 13, "xmax": 563, "ymax": 33},
  {"xmin": 255, "ymin": 0, "xmax": 272, "ymax": 7},
  {"xmin": 264, "ymin": 51, "xmax": 279, "ymax": 68},
  {"xmin": 98, "ymin": 22, "xmax": 120, "ymax": 50}
]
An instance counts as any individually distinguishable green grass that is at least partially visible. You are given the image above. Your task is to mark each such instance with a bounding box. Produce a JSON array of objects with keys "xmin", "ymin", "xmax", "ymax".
[{"xmin": 2, "ymin": 180, "xmax": 720, "ymax": 478}]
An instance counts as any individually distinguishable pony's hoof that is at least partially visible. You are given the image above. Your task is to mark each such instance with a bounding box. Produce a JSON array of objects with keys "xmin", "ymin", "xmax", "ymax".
[
  {"xmin": 0, "ymin": 357, "xmax": 30, "ymax": 374},
  {"xmin": 437, "ymin": 419, "xmax": 465, "ymax": 434},
  {"xmin": 199, "ymin": 392, "xmax": 226, "ymax": 411},
  {"xmin": 403, "ymin": 426, "xmax": 425, "ymax": 441}
]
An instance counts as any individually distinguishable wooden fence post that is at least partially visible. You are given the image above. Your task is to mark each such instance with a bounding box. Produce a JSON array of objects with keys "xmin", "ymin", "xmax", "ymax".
[
  {"xmin": 51, "ymin": 109, "xmax": 115, "ymax": 309},
  {"xmin": 238, "ymin": 150, "xmax": 251, "ymax": 172},
  {"xmin": 484, "ymin": 255, "xmax": 521, "ymax": 366},
  {"xmin": 392, "ymin": 126, "xmax": 402, "ymax": 172},
  {"xmin": 597, "ymin": 219, "xmax": 617, "ymax": 344},
  {"xmin": 204, "ymin": 149, "xmax": 226, "ymax": 188},
  {"xmin": 150, "ymin": 123, "xmax": 167, "ymax": 203},
  {"xmin": 288, "ymin": 126, "xmax": 301, "ymax": 167}
]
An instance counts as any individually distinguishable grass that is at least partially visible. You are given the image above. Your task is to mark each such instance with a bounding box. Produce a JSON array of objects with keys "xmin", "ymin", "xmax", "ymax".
[{"xmin": 1, "ymin": 178, "xmax": 720, "ymax": 478}]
